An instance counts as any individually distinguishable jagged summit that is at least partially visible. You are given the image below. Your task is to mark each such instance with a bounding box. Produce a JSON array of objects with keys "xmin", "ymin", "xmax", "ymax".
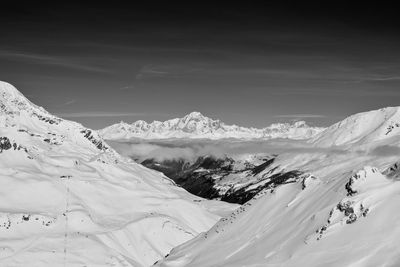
[{"xmin": 99, "ymin": 111, "xmax": 325, "ymax": 140}]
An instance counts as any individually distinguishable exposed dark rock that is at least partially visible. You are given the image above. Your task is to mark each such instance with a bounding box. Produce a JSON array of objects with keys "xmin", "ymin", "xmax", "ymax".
[
  {"xmin": 80, "ymin": 129, "xmax": 107, "ymax": 150},
  {"xmin": 346, "ymin": 213, "xmax": 357, "ymax": 224},
  {"xmin": 360, "ymin": 204, "xmax": 369, "ymax": 217},
  {"xmin": 337, "ymin": 201, "xmax": 354, "ymax": 215},
  {"xmin": 221, "ymin": 170, "xmax": 302, "ymax": 204},
  {"xmin": 345, "ymin": 177, "xmax": 358, "ymax": 196},
  {"xmin": 251, "ymin": 158, "xmax": 275, "ymax": 175},
  {"xmin": 301, "ymin": 174, "xmax": 317, "ymax": 190},
  {"xmin": 385, "ymin": 122, "xmax": 400, "ymax": 135},
  {"xmin": 32, "ymin": 112, "xmax": 61, "ymax": 125},
  {"xmin": 383, "ymin": 161, "xmax": 400, "ymax": 179},
  {"xmin": 142, "ymin": 156, "xmax": 225, "ymax": 200},
  {"xmin": 0, "ymin": 137, "xmax": 12, "ymax": 151}
]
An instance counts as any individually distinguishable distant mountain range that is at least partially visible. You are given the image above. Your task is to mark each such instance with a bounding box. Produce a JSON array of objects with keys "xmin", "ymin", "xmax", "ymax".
[{"xmin": 99, "ymin": 111, "xmax": 325, "ymax": 140}]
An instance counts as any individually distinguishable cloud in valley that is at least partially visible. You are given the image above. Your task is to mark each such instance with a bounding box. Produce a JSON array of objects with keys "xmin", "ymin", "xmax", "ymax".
[{"xmin": 107, "ymin": 138, "xmax": 349, "ymax": 162}]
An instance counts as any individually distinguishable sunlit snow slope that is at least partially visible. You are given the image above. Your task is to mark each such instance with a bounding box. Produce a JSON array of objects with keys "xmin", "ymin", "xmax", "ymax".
[
  {"xmin": 158, "ymin": 107, "xmax": 400, "ymax": 267},
  {"xmin": 0, "ymin": 81, "xmax": 235, "ymax": 267},
  {"xmin": 312, "ymin": 107, "xmax": 400, "ymax": 147}
]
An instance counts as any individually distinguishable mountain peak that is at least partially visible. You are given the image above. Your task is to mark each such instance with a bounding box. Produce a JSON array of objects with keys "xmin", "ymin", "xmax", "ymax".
[
  {"xmin": 0, "ymin": 81, "xmax": 28, "ymax": 105},
  {"xmin": 182, "ymin": 111, "xmax": 208, "ymax": 122},
  {"xmin": 187, "ymin": 111, "xmax": 205, "ymax": 118},
  {"xmin": 293, "ymin": 120, "xmax": 307, "ymax": 127},
  {"xmin": 0, "ymin": 80, "xmax": 19, "ymax": 94},
  {"xmin": 0, "ymin": 81, "xmax": 50, "ymax": 124}
]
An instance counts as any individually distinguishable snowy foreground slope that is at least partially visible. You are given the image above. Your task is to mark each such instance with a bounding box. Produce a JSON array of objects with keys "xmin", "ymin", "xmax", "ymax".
[
  {"xmin": 0, "ymin": 81, "xmax": 236, "ymax": 267},
  {"xmin": 157, "ymin": 108, "xmax": 400, "ymax": 267},
  {"xmin": 100, "ymin": 111, "xmax": 324, "ymax": 140}
]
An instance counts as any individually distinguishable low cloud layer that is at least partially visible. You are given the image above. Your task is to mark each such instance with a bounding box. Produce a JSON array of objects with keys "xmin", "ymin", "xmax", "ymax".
[
  {"xmin": 368, "ymin": 145, "xmax": 400, "ymax": 157},
  {"xmin": 107, "ymin": 138, "xmax": 351, "ymax": 162}
]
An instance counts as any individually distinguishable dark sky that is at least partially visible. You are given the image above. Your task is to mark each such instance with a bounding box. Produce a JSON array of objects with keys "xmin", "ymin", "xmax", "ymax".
[{"xmin": 1, "ymin": 2, "xmax": 399, "ymax": 129}]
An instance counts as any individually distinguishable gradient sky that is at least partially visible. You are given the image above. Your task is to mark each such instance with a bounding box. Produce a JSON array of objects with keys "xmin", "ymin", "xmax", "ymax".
[{"xmin": 1, "ymin": 3, "xmax": 399, "ymax": 129}]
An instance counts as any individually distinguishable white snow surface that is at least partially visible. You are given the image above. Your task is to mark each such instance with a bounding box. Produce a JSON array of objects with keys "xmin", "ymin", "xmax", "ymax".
[
  {"xmin": 312, "ymin": 107, "xmax": 400, "ymax": 147},
  {"xmin": 99, "ymin": 112, "xmax": 325, "ymax": 140},
  {"xmin": 156, "ymin": 107, "xmax": 400, "ymax": 267},
  {"xmin": 0, "ymin": 81, "xmax": 236, "ymax": 267},
  {"xmin": 157, "ymin": 152, "xmax": 400, "ymax": 267}
]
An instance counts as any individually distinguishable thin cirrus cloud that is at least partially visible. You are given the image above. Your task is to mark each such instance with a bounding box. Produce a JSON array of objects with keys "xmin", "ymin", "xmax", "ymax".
[
  {"xmin": 363, "ymin": 76, "xmax": 400, "ymax": 82},
  {"xmin": 347, "ymin": 76, "xmax": 400, "ymax": 84},
  {"xmin": 0, "ymin": 50, "xmax": 111, "ymax": 73},
  {"xmin": 274, "ymin": 114, "xmax": 326, "ymax": 118},
  {"xmin": 60, "ymin": 99, "xmax": 77, "ymax": 106},
  {"xmin": 55, "ymin": 112, "xmax": 150, "ymax": 118},
  {"xmin": 135, "ymin": 64, "xmax": 203, "ymax": 80}
]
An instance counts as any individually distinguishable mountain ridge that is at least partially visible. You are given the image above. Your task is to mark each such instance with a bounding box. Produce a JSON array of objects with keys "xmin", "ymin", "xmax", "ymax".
[
  {"xmin": 311, "ymin": 106, "xmax": 400, "ymax": 147},
  {"xmin": 99, "ymin": 111, "xmax": 325, "ymax": 140}
]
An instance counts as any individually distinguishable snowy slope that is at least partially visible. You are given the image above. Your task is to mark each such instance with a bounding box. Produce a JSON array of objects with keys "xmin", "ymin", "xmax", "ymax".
[
  {"xmin": 156, "ymin": 108, "xmax": 400, "ymax": 267},
  {"xmin": 0, "ymin": 81, "xmax": 236, "ymax": 267},
  {"xmin": 312, "ymin": 107, "xmax": 400, "ymax": 147},
  {"xmin": 157, "ymin": 149, "xmax": 400, "ymax": 267},
  {"xmin": 99, "ymin": 112, "xmax": 324, "ymax": 140}
]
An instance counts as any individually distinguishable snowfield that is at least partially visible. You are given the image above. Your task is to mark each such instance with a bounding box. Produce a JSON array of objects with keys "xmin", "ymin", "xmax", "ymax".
[
  {"xmin": 0, "ymin": 81, "xmax": 236, "ymax": 267},
  {"xmin": 311, "ymin": 106, "xmax": 400, "ymax": 147}
]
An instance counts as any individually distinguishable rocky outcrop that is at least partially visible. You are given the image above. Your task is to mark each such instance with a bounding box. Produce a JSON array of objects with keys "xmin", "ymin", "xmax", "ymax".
[
  {"xmin": 0, "ymin": 136, "xmax": 12, "ymax": 151},
  {"xmin": 80, "ymin": 129, "xmax": 108, "ymax": 151},
  {"xmin": 315, "ymin": 167, "xmax": 386, "ymax": 241}
]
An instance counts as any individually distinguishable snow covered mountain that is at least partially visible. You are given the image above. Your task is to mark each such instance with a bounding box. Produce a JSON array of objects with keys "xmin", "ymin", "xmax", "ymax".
[
  {"xmin": 155, "ymin": 108, "xmax": 400, "ymax": 267},
  {"xmin": 0, "ymin": 81, "xmax": 235, "ymax": 267},
  {"xmin": 312, "ymin": 107, "xmax": 400, "ymax": 147},
  {"xmin": 99, "ymin": 111, "xmax": 325, "ymax": 140}
]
